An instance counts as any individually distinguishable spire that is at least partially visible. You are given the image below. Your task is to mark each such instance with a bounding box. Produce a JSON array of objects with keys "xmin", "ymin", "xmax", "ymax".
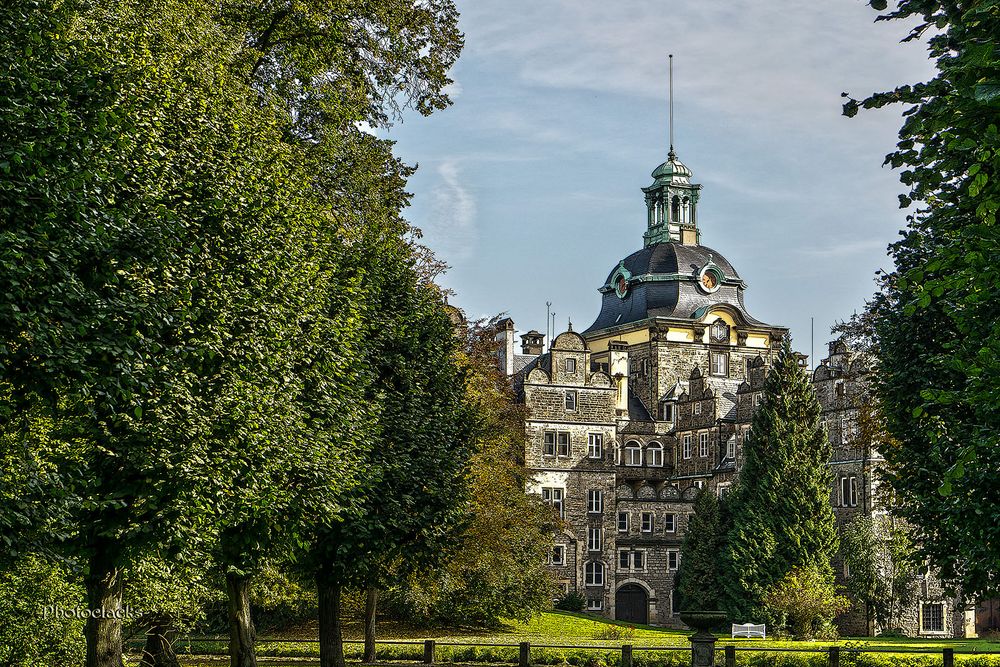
[
  {"xmin": 668, "ymin": 53, "xmax": 675, "ymax": 161},
  {"xmin": 641, "ymin": 55, "xmax": 703, "ymax": 247}
]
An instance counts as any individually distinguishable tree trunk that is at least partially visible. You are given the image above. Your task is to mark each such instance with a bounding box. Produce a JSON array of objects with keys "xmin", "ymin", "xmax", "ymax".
[
  {"xmin": 140, "ymin": 614, "xmax": 180, "ymax": 667},
  {"xmin": 318, "ymin": 571, "xmax": 345, "ymax": 667},
  {"xmin": 363, "ymin": 588, "xmax": 378, "ymax": 663},
  {"xmin": 226, "ymin": 573, "xmax": 258, "ymax": 667},
  {"xmin": 85, "ymin": 546, "xmax": 124, "ymax": 667}
]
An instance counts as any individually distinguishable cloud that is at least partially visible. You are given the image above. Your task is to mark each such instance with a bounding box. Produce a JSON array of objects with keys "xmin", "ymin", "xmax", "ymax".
[{"xmin": 422, "ymin": 159, "xmax": 478, "ymax": 264}]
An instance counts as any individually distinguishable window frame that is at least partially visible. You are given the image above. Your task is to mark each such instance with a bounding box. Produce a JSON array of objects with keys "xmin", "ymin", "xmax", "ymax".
[
  {"xmin": 919, "ymin": 602, "xmax": 946, "ymax": 634},
  {"xmin": 587, "ymin": 527, "xmax": 603, "ymax": 552},
  {"xmin": 565, "ymin": 357, "xmax": 577, "ymax": 373},
  {"xmin": 587, "ymin": 489, "xmax": 604, "ymax": 514},
  {"xmin": 647, "ymin": 442, "xmax": 664, "ymax": 467},
  {"xmin": 682, "ymin": 434, "xmax": 692, "ymax": 460},
  {"xmin": 541, "ymin": 487, "xmax": 565, "ymax": 519},
  {"xmin": 694, "ymin": 401, "xmax": 702, "ymax": 416},
  {"xmin": 587, "ymin": 433, "xmax": 604, "ymax": 459},
  {"xmin": 585, "ymin": 561, "xmax": 605, "ymax": 587},
  {"xmin": 664, "ymin": 513, "xmax": 676, "ymax": 533},
  {"xmin": 840, "ymin": 475, "xmax": 859, "ymax": 507},
  {"xmin": 557, "ymin": 431, "xmax": 570, "ymax": 457},
  {"xmin": 641, "ymin": 512, "xmax": 654, "ymax": 533},
  {"xmin": 586, "ymin": 598, "xmax": 603, "ymax": 611},
  {"xmin": 711, "ymin": 351, "xmax": 729, "ymax": 377},
  {"xmin": 565, "ymin": 390, "xmax": 578, "ymax": 412},
  {"xmin": 667, "ymin": 549, "xmax": 679, "ymax": 571},
  {"xmin": 551, "ymin": 545, "xmax": 565, "ymax": 565},
  {"xmin": 625, "ymin": 441, "xmax": 642, "ymax": 467},
  {"xmin": 617, "ymin": 511, "xmax": 629, "ymax": 533},
  {"xmin": 543, "ymin": 431, "xmax": 556, "ymax": 456},
  {"xmin": 698, "ymin": 432, "xmax": 709, "ymax": 457}
]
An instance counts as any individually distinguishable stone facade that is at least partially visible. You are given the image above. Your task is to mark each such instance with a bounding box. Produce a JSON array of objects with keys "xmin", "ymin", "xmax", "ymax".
[{"xmin": 498, "ymin": 146, "xmax": 976, "ymax": 637}]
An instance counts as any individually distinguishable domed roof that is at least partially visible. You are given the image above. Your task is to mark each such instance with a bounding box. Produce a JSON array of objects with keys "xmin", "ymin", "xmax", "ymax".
[
  {"xmin": 584, "ymin": 241, "xmax": 774, "ymax": 334},
  {"xmin": 651, "ymin": 154, "xmax": 692, "ymax": 180}
]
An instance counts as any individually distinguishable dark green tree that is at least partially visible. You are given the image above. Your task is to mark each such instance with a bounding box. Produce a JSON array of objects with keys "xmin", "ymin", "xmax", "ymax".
[
  {"xmin": 386, "ymin": 317, "xmax": 555, "ymax": 628},
  {"xmin": 678, "ymin": 489, "xmax": 726, "ymax": 612},
  {"xmin": 722, "ymin": 341, "xmax": 838, "ymax": 623},
  {"xmin": 843, "ymin": 0, "xmax": 1000, "ymax": 597}
]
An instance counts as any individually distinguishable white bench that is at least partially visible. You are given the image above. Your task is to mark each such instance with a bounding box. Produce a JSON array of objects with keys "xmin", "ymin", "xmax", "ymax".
[{"xmin": 731, "ymin": 623, "xmax": 766, "ymax": 639}]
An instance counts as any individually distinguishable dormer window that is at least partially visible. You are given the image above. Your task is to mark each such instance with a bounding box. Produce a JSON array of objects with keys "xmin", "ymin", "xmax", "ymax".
[
  {"xmin": 711, "ymin": 320, "xmax": 729, "ymax": 342},
  {"xmin": 565, "ymin": 358, "xmax": 577, "ymax": 373},
  {"xmin": 660, "ymin": 403, "xmax": 674, "ymax": 421}
]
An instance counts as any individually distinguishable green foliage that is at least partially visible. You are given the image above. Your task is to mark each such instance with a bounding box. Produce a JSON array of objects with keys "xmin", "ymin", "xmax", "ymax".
[
  {"xmin": 555, "ymin": 591, "xmax": 587, "ymax": 612},
  {"xmin": 0, "ymin": 554, "xmax": 85, "ymax": 667},
  {"xmin": 723, "ymin": 342, "xmax": 838, "ymax": 622},
  {"xmin": 844, "ymin": 0, "xmax": 1000, "ymax": 596},
  {"xmin": 762, "ymin": 566, "xmax": 850, "ymax": 639},
  {"xmin": 840, "ymin": 516, "xmax": 918, "ymax": 635},
  {"xmin": 679, "ymin": 489, "xmax": 726, "ymax": 611},
  {"xmin": 386, "ymin": 317, "xmax": 555, "ymax": 626}
]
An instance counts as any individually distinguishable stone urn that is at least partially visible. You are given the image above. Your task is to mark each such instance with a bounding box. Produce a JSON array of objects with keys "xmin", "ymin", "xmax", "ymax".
[{"xmin": 679, "ymin": 611, "xmax": 727, "ymax": 667}]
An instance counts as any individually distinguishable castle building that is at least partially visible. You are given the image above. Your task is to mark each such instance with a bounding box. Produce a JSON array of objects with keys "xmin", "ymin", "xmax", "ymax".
[{"xmin": 496, "ymin": 146, "xmax": 977, "ymax": 637}]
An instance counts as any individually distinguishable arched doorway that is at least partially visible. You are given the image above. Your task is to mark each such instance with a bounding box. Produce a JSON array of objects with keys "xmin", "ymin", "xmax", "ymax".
[{"xmin": 615, "ymin": 584, "xmax": 649, "ymax": 625}]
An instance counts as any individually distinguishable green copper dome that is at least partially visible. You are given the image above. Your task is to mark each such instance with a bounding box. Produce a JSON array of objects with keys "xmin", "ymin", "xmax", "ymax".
[{"xmin": 651, "ymin": 152, "xmax": 692, "ymax": 181}]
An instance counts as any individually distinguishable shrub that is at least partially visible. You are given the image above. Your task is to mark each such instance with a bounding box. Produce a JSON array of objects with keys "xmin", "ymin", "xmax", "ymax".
[
  {"xmin": 762, "ymin": 566, "xmax": 850, "ymax": 639},
  {"xmin": 591, "ymin": 624, "xmax": 637, "ymax": 641},
  {"xmin": 555, "ymin": 591, "xmax": 586, "ymax": 612}
]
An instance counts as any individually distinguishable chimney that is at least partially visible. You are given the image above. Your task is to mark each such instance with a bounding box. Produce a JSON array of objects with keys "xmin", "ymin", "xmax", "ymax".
[{"xmin": 495, "ymin": 318, "xmax": 515, "ymax": 376}]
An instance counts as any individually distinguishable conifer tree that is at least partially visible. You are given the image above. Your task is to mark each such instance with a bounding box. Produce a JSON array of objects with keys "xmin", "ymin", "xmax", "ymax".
[
  {"xmin": 722, "ymin": 341, "xmax": 838, "ymax": 623},
  {"xmin": 679, "ymin": 489, "xmax": 726, "ymax": 612}
]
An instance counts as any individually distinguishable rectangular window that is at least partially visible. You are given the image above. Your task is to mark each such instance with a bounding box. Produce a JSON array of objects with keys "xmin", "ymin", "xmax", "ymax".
[
  {"xmin": 699, "ymin": 432, "xmax": 709, "ymax": 457},
  {"xmin": 557, "ymin": 432, "xmax": 570, "ymax": 457},
  {"xmin": 664, "ymin": 513, "xmax": 676, "ymax": 533},
  {"xmin": 718, "ymin": 483, "xmax": 732, "ymax": 499},
  {"xmin": 632, "ymin": 550, "xmax": 645, "ymax": 570},
  {"xmin": 683, "ymin": 435, "xmax": 692, "ymax": 459},
  {"xmin": 693, "ymin": 480, "xmax": 705, "ymax": 490},
  {"xmin": 587, "ymin": 489, "xmax": 603, "ymax": 514},
  {"xmin": 541, "ymin": 487, "xmax": 564, "ymax": 519},
  {"xmin": 565, "ymin": 390, "xmax": 577, "ymax": 411},
  {"xmin": 587, "ymin": 527, "xmax": 602, "ymax": 552},
  {"xmin": 711, "ymin": 352, "xmax": 729, "ymax": 376},
  {"xmin": 588, "ymin": 433, "xmax": 603, "ymax": 459},
  {"xmin": 619, "ymin": 550, "xmax": 630, "ymax": 570},
  {"xmin": 726, "ymin": 435, "xmax": 737, "ymax": 460},
  {"xmin": 920, "ymin": 602, "xmax": 945, "ymax": 633},
  {"xmin": 551, "ymin": 545, "xmax": 565, "ymax": 565},
  {"xmin": 587, "ymin": 598, "xmax": 603, "ymax": 611},
  {"xmin": 668, "ymin": 549, "xmax": 679, "ymax": 571},
  {"xmin": 565, "ymin": 357, "xmax": 577, "ymax": 373},
  {"xmin": 754, "ymin": 393, "xmax": 763, "ymax": 407},
  {"xmin": 641, "ymin": 512, "xmax": 653, "ymax": 533},
  {"xmin": 617, "ymin": 512, "xmax": 629, "ymax": 533},
  {"xmin": 543, "ymin": 431, "xmax": 556, "ymax": 456},
  {"xmin": 694, "ymin": 401, "xmax": 702, "ymax": 416},
  {"xmin": 841, "ymin": 476, "xmax": 858, "ymax": 507},
  {"xmin": 661, "ymin": 403, "xmax": 674, "ymax": 421}
]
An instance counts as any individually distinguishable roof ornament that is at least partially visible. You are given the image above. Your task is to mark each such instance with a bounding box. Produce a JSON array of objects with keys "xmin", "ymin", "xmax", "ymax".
[
  {"xmin": 668, "ymin": 54, "xmax": 676, "ymax": 162},
  {"xmin": 567, "ymin": 318, "xmax": 573, "ymax": 332}
]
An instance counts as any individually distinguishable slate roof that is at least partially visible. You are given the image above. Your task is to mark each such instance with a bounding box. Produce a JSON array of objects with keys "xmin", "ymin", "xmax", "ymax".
[{"xmin": 584, "ymin": 241, "xmax": 780, "ymax": 334}]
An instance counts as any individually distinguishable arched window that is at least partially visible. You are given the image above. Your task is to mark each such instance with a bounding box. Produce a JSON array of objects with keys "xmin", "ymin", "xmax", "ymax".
[
  {"xmin": 585, "ymin": 561, "xmax": 605, "ymax": 586},
  {"xmin": 671, "ymin": 195, "xmax": 680, "ymax": 222},
  {"xmin": 682, "ymin": 197, "xmax": 690, "ymax": 223},
  {"xmin": 647, "ymin": 442, "xmax": 663, "ymax": 467},
  {"xmin": 624, "ymin": 441, "xmax": 642, "ymax": 467}
]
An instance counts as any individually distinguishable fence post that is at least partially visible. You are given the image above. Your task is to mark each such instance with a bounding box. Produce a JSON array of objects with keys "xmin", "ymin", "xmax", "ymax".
[
  {"xmin": 725, "ymin": 646, "xmax": 735, "ymax": 667},
  {"xmin": 519, "ymin": 642, "xmax": 531, "ymax": 667},
  {"xmin": 943, "ymin": 648, "xmax": 954, "ymax": 667},
  {"xmin": 828, "ymin": 646, "xmax": 840, "ymax": 667},
  {"xmin": 424, "ymin": 640, "xmax": 435, "ymax": 664},
  {"xmin": 622, "ymin": 644, "xmax": 633, "ymax": 667}
]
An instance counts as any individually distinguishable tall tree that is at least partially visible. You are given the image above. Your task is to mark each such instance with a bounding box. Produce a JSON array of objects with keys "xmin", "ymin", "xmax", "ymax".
[
  {"xmin": 722, "ymin": 341, "xmax": 838, "ymax": 623},
  {"xmin": 678, "ymin": 489, "xmax": 726, "ymax": 612},
  {"xmin": 385, "ymin": 317, "xmax": 555, "ymax": 628},
  {"xmin": 843, "ymin": 0, "xmax": 1000, "ymax": 596}
]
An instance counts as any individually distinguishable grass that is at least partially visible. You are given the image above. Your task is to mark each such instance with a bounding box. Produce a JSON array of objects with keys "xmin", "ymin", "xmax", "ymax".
[{"xmin": 162, "ymin": 610, "xmax": 1000, "ymax": 664}]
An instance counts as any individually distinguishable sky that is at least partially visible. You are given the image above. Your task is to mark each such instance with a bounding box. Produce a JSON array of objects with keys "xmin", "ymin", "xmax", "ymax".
[{"xmin": 381, "ymin": 1, "xmax": 936, "ymax": 364}]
